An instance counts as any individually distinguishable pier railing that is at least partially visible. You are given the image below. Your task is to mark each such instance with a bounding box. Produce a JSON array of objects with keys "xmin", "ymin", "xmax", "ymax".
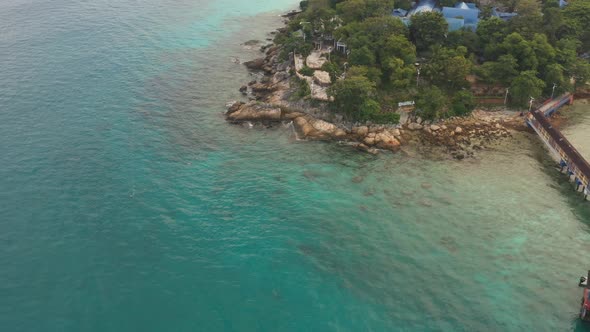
[{"xmin": 526, "ymin": 93, "xmax": 590, "ymax": 200}]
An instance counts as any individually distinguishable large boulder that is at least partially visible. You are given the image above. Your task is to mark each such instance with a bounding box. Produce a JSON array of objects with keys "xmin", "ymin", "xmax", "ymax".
[
  {"xmin": 243, "ymin": 58, "xmax": 266, "ymax": 70},
  {"xmin": 408, "ymin": 122, "xmax": 423, "ymax": 130},
  {"xmin": 364, "ymin": 137, "xmax": 375, "ymax": 145},
  {"xmin": 226, "ymin": 102, "xmax": 281, "ymax": 122},
  {"xmin": 272, "ymin": 71, "xmax": 290, "ymax": 84},
  {"xmin": 266, "ymin": 46, "xmax": 279, "ymax": 57},
  {"xmin": 312, "ymin": 119, "xmax": 337, "ymax": 132},
  {"xmin": 293, "ymin": 116, "xmax": 315, "ymax": 137},
  {"xmin": 306, "ymin": 52, "xmax": 328, "ymax": 69},
  {"xmin": 353, "ymin": 126, "xmax": 369, "ymax": 136},
  {"xmin": 313, "ymin": 71, "xmax": 331, "ymax": 86},
  {"xmin": 374, "ymin": 131, "xmax": 401, "ymax": 151},
  {"xmin": 226, "ymin": 101, "xmax": 245, "ymax": 115},
  {"xmin": 250, "ymin": 83, "xmax": 276, "ymax": 93},
  {"xmin": 293, "ymin": 116, "xmax": 347, "ymax": 139}
]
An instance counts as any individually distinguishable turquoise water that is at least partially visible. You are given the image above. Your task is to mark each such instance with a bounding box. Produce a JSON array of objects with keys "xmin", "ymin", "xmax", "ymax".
[
  {"xmin": 1, "ymin": 0, "xmax": 590, "ymax": 331},
  {"xmin": 563, "ymin": 103, "xmax": 590, "ymax": 161}
]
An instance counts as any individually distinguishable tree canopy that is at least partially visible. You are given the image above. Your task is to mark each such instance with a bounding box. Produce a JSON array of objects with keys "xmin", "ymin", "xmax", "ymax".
[
  {"xmin": 284, "ymin": 0, "xmax": 590, "ymax": 123},
  {"xmin": 410, "ymin": 12, "xmax": 448, "ymax": 52}
]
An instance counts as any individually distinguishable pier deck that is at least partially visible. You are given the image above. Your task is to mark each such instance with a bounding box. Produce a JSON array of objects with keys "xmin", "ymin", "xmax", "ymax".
[{"xmin": 526, "ymin": 94, "xmax": 590, "ymax": 200}]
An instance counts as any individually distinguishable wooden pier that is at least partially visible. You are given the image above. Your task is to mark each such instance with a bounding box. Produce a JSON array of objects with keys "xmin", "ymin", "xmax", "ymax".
[{"xmin": 526, "ymin": 93, "xmax": 590, "ymax": 200}]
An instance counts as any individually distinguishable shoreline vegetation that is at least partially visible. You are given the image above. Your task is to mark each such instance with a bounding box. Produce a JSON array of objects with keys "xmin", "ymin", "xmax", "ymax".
[{"xmin": 226, "ymin": 0, "xmax": 590, "ymax": 158}]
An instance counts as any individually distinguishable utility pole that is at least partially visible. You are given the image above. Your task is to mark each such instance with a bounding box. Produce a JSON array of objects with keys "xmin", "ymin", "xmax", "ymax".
[
  {"xmin": 551, "ymin": 83, "xmax": 557, "ymax": 99},
  {"xmin": 504, "ymin": 88, "xmax": 509, "ymax": 105},
  {"xmin": 415, "ymin": 62, "xmax": 421, "ymax": 86},
  {"xmin": 528, "ymin": 96, "xmax": 535, "ymax": 113}
]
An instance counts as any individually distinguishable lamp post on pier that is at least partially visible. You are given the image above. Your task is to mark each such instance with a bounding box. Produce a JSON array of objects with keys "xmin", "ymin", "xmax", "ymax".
[{"xmin": 415, "ymin": 62, "xmax": 421, "ymax": 86}]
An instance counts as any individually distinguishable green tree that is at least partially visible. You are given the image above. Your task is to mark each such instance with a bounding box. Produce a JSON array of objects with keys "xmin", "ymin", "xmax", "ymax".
[
  {"xmin": 451, "ymin": 90, "xmax": 476, "ymax": 116},
  {"xmin": 382, "ymin": 57, "xmax": 416, "ymax": 89},
  {"xmin": 336, "ymin": 0, "xmax": 395, "ymax": 22},
  {"xmin": 475, "ymin": 56, "xmax": 519, "ymax": 85},
  {"xmin": 492, "ymin": 54, "xmax": 520, "ymax": 84},
  {"xmin": 515, "ymin": 0, "xmax": 541, "ymax": 17},
  {"xmin": 327, "ymin": 76, "xmax": 377, "ymax": 120},
  {"xmin": 543, "ymin": 0, "xmax": 560, "ymax": 10},
  {"xmin": 563, "ymin": 0, "xmax": 590, "ymax": 51},
  {"xmin": 507, "ymin": 14, "xmax": 543, "ymax": 40},
  {"xmin": 410, "ymin": 12, "xmax": 448, "ymax": 52},
  {"xmin": 423, "ymin": 47, "xmax": 471, "ymax": 91},
  {"xmin": 543, "ymin": 63, "xmax": 571, "ymax": 95},
  {"xmin": 501, "ymin": 32, "xmax": 538, "ymax": 71},
  {"xmin": 276, "ymin": 35, "xmax": 313, "ymax": 60},
  {"xmin": 347, "ymin": 65, "xmax": 383, "ymax": 86},
  {"xmin": 445, "ymin": 29, "xmax": 479, "ymax": 55},
  {"xmin": 542, "ymin": 8, "xmax": 565, "ymax": 43},
  {"xmin": 349, "ymin": 46, "xmax": 376, "ymax": 66},
  {"xmin": 358, "ymin": 99, "xmax": 382, "ymax": 122},
  {"xmin": 321, "ymin": 62, "xmax": 342, "ymax": 82},
  {"xmin": 365, "ymin": 0, "xmax": 396, "ymax": 19},
  {"xmin": 415, "ymin": 86, "xmax": 447, "ymax": 120},
  {"xmin": 335, "ymin": 16, "xmax": 407, "ymax": 65},
  {"xmin": 509, "ymin": 70, "xmax": 545, "ymax": 107},
  {"xmin": 476, "ymin": 17, "xmax": 507, "ymax": 59},
  {"xmin": 555, "ymin": 38, "xmax": 579, "ymax": 74},
  {"xmin": 477, "ymin": 17, "xmax": 507, "ymax": 46},
  {"xmin": 530, "ymin": 33, "xmax": 556, "ymax": 73},
  {"xmin": 379, "ymin": 34, "xmax": 416, "ymax": 66},
  {"xmin": 336, "ymin": 0, "xmax": 366, "ymax": 22},
  {"xmin": 572, "ymin": 59, "xmax": 590, "ymax": 88}
]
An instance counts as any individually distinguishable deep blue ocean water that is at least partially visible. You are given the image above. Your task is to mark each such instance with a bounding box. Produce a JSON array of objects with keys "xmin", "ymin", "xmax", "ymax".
[{"xmin": 2, "ymin": 0, "xmax": 590, "ymax": 331}]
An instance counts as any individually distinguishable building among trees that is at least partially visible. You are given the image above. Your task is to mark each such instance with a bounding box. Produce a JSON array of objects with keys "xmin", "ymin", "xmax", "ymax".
[{"xmin": 393, "ymin": 1, "xmax": 480, "ymax": 31}]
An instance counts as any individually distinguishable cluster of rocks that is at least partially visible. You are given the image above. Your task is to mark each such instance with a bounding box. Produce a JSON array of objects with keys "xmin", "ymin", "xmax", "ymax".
[
  {"xmin": 225, "ymin": 99, "xmax": 518, "ymax": 158},
  {"xmin": 227, "ymin": 36, "xmax": 520, "ymax": 158},
  {"xmin": 239, "ymin": 44, "xmax": 293, "ymax": 104},
  {"xmin": 226, "ymin": 101, "xmax": 347, "ymax": 140},
  {"xmin": 226, "ymin": 101, "xmax": 403, "ymax": 152},
  {"xmin": 401, "ymin": 117, "xmax": 514, "ymax": 159},
  {"xmin": 349, "ymin": 126, "xmax": 401, "ymax": 153}
]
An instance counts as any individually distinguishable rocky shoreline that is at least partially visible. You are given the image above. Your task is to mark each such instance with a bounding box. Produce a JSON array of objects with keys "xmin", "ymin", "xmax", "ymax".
[{"xmin": 226, "ymin": 29, "xmax": 535, "ymax": 159}]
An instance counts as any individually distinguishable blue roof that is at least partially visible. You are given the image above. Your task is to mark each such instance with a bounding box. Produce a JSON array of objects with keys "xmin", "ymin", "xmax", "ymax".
[
  {"xmin": 395, "ymin": 1, "xmax": 481, "ymax": 31},
  {"xmin": 446, "ymin": 18, "xmax": 465, "ymax": 31},
  {"xmin": 392, "ymin": 8, "xmax": 408, "ymax": 17},
  {"xmin": 442, "ymin": 6, "xmax": 479, "ymax": 24},
  {"xmin": 491, "ymin": 7, "xmax": 518, "ymax": 21}
]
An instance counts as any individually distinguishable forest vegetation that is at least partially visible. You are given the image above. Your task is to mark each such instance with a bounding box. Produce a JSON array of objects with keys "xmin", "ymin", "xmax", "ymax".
[{"xmin": 273, "ymin": 0, "xmax": 590, "ymax": 123}]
